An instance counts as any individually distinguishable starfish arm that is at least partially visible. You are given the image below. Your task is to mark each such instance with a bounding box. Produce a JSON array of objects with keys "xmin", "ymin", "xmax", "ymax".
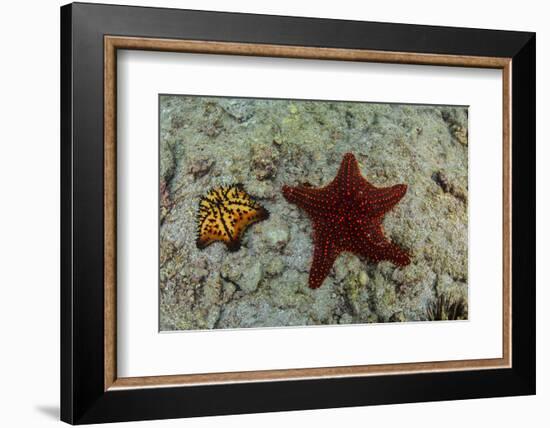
[
  {"xmin": 335, "ymin": 152, "xmax": 364, "ymax": 196},
  {"xmin": 282, "ymin": 185, "xmax": 332, "ymax": 215},
  {"xmin": 308, "ymin": 226, "xmax": 339, "ymax": 289},
  {"xmin": 361, "ymin": 184, "xmax": 407, "ymax": 216},
  {"xmin": 357, "ymin": 225, "xmax": 411, "ymax": 266}
]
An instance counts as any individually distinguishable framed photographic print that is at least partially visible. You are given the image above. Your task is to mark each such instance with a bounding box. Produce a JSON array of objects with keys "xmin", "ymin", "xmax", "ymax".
[{"xmin": 60, "ymin": 2, "xmax": 535, "ymax": 424}]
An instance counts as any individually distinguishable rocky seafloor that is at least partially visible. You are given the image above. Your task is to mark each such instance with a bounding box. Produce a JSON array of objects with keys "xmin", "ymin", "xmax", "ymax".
[{"xmin": 159, "ymin": 95, "xmax": 468, "ymax": 331}]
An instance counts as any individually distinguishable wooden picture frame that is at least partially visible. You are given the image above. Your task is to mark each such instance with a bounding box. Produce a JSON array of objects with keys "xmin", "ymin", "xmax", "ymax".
[{"xmin": 61, "ymin": 2, "xmax": 535, "ymax": 424}]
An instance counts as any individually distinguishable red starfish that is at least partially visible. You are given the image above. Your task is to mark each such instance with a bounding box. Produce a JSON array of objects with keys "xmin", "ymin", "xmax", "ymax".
[{"xmin": 282, "ymin": 152, "xmax": 411, "ymax": 289}]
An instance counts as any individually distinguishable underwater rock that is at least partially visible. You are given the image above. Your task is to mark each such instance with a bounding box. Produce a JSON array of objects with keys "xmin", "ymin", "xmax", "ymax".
[
  {"xmin": 432, "ymin": 169, "xmax": 452, "ymax": 193},
  {"xmin": 204, "ymin": 121, "xmax": 224, "ymax": 137},
  {"xmin": 343, "ymin": 268, "xmax": 364, "ymax": 316},
  {"xmin": 159, "ymin": 140, "xmax": 176, "ymax": 224},
  {"xmin": 206, "ymin": 306, "xmax": 222, "ymax": 329},
  {"xmin": 160, "ymin": 180, "xmax": 172, "ymax": 224},
  {"xmin": 246, "ymin": 180, "xmax": 275, "ymax": 199},
  {"xmin": 190, "ymin": 267, "xmax": 209, "ymax": 284},
  {"xmin": 188, "ymin": 155, "xmax": 215, "ymax": 179},
  {"xmin": 332, "ymin": 254, "xmax": 363, "ymax": 284},
  {"xmin": 451, "ymin": 124, "xmax": 468, "ymax": 146},
  {"xmin": 339, "ymin": 313, "xmax": 353, "ymax": 324},
  {"xmin": 358, "ymin": 271, "xmax": 369, "ymax": 287},
  {"xmin": 217, "ymin": 299, "xmax": 309, "ymax": 329},
  {"xmin": 265, "ymin": 256, "xmax": 285, "ymax": 277},
  {"xmin": 389, "ymin": 311, "xmax": 406, "ymax": 322},
  {"xmin": 269, "ymin": 269, "xmax": 309, "ymax": 308},
  {"xmin": 220, "ymin": 254, "xmax": 263, "ymax": 294},
  {"xmin": 309, "ymin": 280, "xmax": 341, "ymax": 323},
  {"xmin": 441, "ymin": 107, "xmax": 468, "ymax": 146},
  {"xmin": 160, "ymin": 139, "xmax": 176, "ymax": 183},
  {"xmin": 220, "ymin": 252, "xmax": 243, "ymax": 284},
  {"xmin": 250, "ymin": 142, "xmax": 279, "ymax": 180},
  {"xmin": 272, "ymin": 135, "xmax": 283, "ymax": 146},
  {"xmin": 218, "ymin": 99, "xmax": 255, "ymax": 123},
  {"xmin": 222, "ymin": 281, "xmax": 237, "ymax": 302},
  {"xmin": 432, "ymin": 170, "xmax": 467, "ymax": 204},
  {"xmin": 240, "ymin": 260, "xmax": 263, "ymax": 293},
  {"xmin": 202, "ymin": 274, "xmax": 222, "ymax": 304},
  {"xmin": 261, "ymin": 220, "xmax": 290, "ymax": 250},
  {"xmin": 333, "ymin": 257, "xmax": 350, "ymax": 282},
  {"xmin": 171, "ymin": 115, "xmax": 185, "ymax": 130}
]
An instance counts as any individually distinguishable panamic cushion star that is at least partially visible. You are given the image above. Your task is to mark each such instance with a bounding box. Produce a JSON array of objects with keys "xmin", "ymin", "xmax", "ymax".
[
  {"xmin": 196, "ymin": 184, "xmax": 269, "ymax": 252},
  {"xmin": 282, "ymin": 152, "xmax": 411, "ymax": 289}
]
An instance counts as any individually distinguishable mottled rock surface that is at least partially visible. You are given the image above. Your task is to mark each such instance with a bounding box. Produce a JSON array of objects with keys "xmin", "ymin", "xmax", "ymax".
[{"xmin": 159, "ymin": 96, "xmax": 468, "ymax": 331}]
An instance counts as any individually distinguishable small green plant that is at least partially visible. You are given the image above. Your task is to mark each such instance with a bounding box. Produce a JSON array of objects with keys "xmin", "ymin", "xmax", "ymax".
[{"xmin": 426, "ymin": 294, "xmax": 467, "ymax": 321}]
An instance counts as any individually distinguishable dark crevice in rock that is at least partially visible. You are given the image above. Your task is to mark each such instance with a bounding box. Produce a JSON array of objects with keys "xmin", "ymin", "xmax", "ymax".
[
  {"xmin": 432, "ymin": 170, "xmax": 467, "ymax": 204},
  {"xmin": 220, "ymin": 273, "xmax": 242, "ymax": 292}
]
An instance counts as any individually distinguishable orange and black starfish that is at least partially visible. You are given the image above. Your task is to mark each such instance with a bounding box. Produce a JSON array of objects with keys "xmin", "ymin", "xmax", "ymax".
[
  {"xmin": 196, "ymin": 185, "xmax": 269, "ymax": 252},
  {"xmin": 282, "ymin": 152, "xmax": 410, "ymax": 289}
]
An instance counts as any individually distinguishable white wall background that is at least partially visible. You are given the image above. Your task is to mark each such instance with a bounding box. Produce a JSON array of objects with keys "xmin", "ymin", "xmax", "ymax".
[{"xmin": 0, "ymin": 0, "xmax": 546, "ymax": 426}]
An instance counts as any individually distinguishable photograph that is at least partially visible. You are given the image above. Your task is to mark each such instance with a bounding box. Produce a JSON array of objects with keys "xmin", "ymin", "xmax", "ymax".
[
  {"xmin": 159, "ymin": 95, "xmax": 469, "ymax": 331},
  {"xmin": 0, "ymin": 0, "xmax": 542, "ymax": 426}
]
